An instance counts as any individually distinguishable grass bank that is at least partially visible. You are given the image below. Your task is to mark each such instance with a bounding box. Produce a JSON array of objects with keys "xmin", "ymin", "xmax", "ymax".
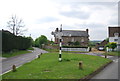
[
  {"xmin": 2, "ymin": 52, "xmax": 111, "ymax": 79},
  {"xmin": 103, "ymin": 51, "xmax": 120, "ymax": 56},
  {"xmin": 2, "ymin": 50, "xmax": 31, "ymax": 58}
]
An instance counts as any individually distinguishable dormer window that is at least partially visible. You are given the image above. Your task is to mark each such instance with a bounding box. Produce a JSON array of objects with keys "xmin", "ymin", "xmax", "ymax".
[{"xmin": 114, "ymin": 33, "xmax": 119, "ymax": 37}]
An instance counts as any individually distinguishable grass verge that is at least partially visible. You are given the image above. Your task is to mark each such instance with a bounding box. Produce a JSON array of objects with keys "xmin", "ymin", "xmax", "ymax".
[
  {"xmin": 2, "ymin": 52, "xmax": 111, "ymax": 79},
  {"xmin": 102, "ymin": 51, "xmax": 120, "ymax": 56},
  {"xmin": 2, "ymin": 50, "xmax": 31, "ymax": 58},
  {"xmin": 27, "ymin": 47, "xmax": 34, "ymax": 50}
]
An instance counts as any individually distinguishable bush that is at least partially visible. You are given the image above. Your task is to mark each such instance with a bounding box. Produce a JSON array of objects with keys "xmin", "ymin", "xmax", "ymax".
[{"xmin": 2, "ymin": 30, "xmax": 32, "ymax": 52}]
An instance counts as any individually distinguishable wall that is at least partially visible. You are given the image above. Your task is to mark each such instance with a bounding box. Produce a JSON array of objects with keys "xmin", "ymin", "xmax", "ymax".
[
  {"xmin": 62, "ymin": 47, "xmax": 90, "ymax": 52},
  {"xmin": 62, "ymin": 36, "xmax": 89, "ymax": 46}
]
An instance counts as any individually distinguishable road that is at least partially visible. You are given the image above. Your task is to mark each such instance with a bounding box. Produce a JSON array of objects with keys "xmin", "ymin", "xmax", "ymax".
[
  {"xmin": 0, "ymin": 47, "xmax": 48, "ymax": 74},
  {"xmin": 76, "ymin": 51, "xmax": 119, "ymax": 80},
  {"xmin": 90, "ymin": 56, "xmax": 119, "ymax": 80}
]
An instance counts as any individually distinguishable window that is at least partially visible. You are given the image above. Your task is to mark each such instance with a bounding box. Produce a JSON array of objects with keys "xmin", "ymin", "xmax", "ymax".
[
  {"xmin": 72, "ymin": 38, "xmax": 74, "ymax": 42},
  {"xmin": 114, "ymin": 39, "xmax": 118, "ymax": 41},
  {"xmin": 81, "ymin": 38, "xmax": 84, "ymax": 42},
  {"xmin": 114, "ymin": 33, "xmax": 119, "ymax": 37}
]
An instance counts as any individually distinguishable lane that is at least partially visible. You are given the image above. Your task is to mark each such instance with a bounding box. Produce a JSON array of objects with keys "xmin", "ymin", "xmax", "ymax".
[
  {"xmin": 1, "ymin": 47, "xmax": 48, "ymax": 74},
  {"xmin": 91, "ymin": 56, "xmax": 119, "ymax": 79}
]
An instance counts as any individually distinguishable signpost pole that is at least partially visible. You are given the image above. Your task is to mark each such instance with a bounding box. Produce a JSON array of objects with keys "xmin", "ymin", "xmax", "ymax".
[{"xmin": 59, "ymin": 24, "xmax": 62, "ymax": 62}]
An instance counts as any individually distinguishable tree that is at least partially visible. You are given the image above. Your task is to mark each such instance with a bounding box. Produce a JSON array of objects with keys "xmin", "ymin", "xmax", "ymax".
[
  {"xmin": 7, "ymin": 15, "xmax": 26, "ymax": 36},
  {"xmin": 74, "ymin": 41, "xmax": 80, "ymax": 46},
  {"xmin": 34, "ymin": 35, "xmax": 48, "ymax": 48},
  {"xmin": 106, "ymin": 42, "xmax": 117, "ymax": 51}
]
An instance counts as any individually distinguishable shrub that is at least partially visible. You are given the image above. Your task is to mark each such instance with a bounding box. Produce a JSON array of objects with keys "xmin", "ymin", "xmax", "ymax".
[{"xmin": 2, "ymin": 30, "xmax": 32, "ymax": 52}]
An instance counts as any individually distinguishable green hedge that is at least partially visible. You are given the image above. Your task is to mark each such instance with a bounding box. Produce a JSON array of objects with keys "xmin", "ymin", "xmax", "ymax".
[{"xmin": 2, "ymin": 30, "xmax": 32, "ymax": 52}]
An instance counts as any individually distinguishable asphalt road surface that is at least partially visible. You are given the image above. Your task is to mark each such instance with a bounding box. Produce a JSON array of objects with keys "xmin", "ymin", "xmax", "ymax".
[
  {"xmin": 90, "ymin": 56, "xmax": 119, "ymax": 80},
  {"xmin": 1, "ymin": 47, "xmax": 48, "ymax": 74}
]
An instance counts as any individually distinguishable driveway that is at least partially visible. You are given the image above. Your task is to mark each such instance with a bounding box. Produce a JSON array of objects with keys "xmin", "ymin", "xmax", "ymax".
[{"xmin": 1, "ymin": 47, "xmax": 48, "ymax": 74}]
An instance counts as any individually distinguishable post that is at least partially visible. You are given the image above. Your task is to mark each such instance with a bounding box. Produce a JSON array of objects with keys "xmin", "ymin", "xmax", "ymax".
[
  {"xmin": 79, "ymin": 61, "xmax": 83, "ymax": 69},
  {"xmin": 38, "ymin": 54, "xmax": 40, "ymax": 58},
  {"xmin": 12, "ymin": 65, "xmax": 16, "ymax": 72},
  {"xmin": 105, "ymin": 47, "xmax": 108, "ymax": 58},
  {"xmin": 59, "ymin": 38, "xmax": 62, "ymax": 61},
  {"xmin": 59, "ymin": 24, "xmax": 62, "ymax": 62}
]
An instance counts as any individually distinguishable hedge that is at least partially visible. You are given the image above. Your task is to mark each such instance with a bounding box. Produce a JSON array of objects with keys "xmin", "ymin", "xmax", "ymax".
[{"xmin": 2, "ymin": 30, "xmax": 32, "ymax": 52}]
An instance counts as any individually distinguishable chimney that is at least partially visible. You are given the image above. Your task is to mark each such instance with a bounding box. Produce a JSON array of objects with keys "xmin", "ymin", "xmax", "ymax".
[
  {"xmin": 55, "ymin": 28, "xmax": 59, "ymax": 32},
  {"xmin": 86, "ymin": 29, "xmax": 88, "ymax": 33}
]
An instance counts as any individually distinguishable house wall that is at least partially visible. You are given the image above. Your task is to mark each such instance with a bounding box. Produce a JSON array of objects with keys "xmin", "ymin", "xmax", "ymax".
[
  {"xmin": 62, "ymin": 36, "xmax": 89, "ymax": 46},
  {"xmin": 109, "ymin": 37, "xmax": 120, "ymax": 44}
]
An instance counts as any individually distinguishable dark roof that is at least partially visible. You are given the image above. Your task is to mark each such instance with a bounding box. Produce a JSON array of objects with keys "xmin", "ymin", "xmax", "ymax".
[{"xmin": 52, "ymin": 30, "xmax": 89, "ymax": 37}]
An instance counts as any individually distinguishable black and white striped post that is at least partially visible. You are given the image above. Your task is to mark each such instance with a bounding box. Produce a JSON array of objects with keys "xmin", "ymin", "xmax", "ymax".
[{"xmin": 59, "ymin": 24, "xmax": 62, "ymax": 62}]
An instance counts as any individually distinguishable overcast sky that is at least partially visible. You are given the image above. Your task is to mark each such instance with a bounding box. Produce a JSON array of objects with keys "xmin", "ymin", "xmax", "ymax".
[{"xmin": 0, "ymin": 0, "xmax": 119, "ymax": 41}]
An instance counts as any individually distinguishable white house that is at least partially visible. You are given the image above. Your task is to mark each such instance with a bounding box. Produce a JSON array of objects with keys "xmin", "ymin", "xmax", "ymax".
[{"xmin": 108, "ymin": 27, "xmax": 120, "ymax": 51}]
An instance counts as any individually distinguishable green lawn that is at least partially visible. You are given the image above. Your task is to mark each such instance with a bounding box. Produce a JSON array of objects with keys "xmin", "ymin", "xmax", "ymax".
[
  {"xmin": 2, "ymin": 52, "xmax": 111, "ymax": 79},
  {"xmin": 2, "ymin": 50, "xmax": 31, "ymax": 58},
  {"xmin": 44, "ymin": 48, "xmax": 58, "ymax": 52},
  {"xmin": 27, "ymin": 47, "xmax": 34, "ymax": 50},
  {"xmin": 103, "ymin": 51, "xmax": 120, "ymax": 56}
]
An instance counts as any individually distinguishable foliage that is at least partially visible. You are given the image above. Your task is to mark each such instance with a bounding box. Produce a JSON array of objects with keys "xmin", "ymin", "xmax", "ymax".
[
  {"xmin": 2, "ymin": 30, "xmax": 32, "ymax": 52},
  {"xmin": 7, "ymin": 15, "xmax": 26, "ymax": 36},
  {"xmin": 102, "ymin": 51, "xmax": 120, "ymax": 56},
  {"xmin": 2, "ymin": 52, "xmax": 111, "ymax": 79},
  {"xmin": 74, "ymin": 41, "xmax": 80, "ymax": 46},
  {"xmin": 105, "ymin": 42, "xmax": 117, "ymax": 51},
  {"xmin": 68, "ymin": 41, "xmax": 74, "ymax": 46},
  {"xmin": 34, "ymin": 35, "xmax": 48, "ymax": 48}
]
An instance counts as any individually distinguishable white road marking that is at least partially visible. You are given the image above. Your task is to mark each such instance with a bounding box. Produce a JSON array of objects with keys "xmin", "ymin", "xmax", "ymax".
[{"xmin": 113, "ymin": 59, "xmax": 119, "ymax": 63}]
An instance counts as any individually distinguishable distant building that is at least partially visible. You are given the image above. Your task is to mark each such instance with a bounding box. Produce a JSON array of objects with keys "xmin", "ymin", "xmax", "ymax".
[
  {"xmin": 108, "ymin": 27, "xmax": 120, "ymax": 51},
  {"xmin": 51, "ymin": 28, "xmax": 89, "ymax": 46},
  {"xmin": 95, "ymin": 40, "xmax": 108, "ymax": 50}
]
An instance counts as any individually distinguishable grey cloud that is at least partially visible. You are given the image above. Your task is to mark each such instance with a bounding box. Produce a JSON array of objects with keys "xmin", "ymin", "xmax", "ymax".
[
  {"xmin": 37, "ymin": 17, "xmax": 59, "ymax": 24},
  {"xmin": 75, "ymin": 23, "xmax": 106, "ymax": 29},
  {"xmin": 60, "ymin": 10, "xmax": 90, "ymax": 19}
]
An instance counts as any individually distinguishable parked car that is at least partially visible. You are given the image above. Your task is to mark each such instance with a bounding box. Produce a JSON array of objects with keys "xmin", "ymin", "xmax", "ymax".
[{"xmin": 98, "ymin": 46, "xmax": 104, "ymax": 51}]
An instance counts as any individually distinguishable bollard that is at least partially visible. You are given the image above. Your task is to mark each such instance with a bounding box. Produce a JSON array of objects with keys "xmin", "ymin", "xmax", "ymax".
[
  {"xmin": 38, "ymin": 55, "xmax": 40, "ymax": 58},
  {"xmin": 12, "ymin": 65, "xmax": 16, "ymax": 72},
  {"xmin": 105, "ymin": 54, "xmax": 107, "ymax": 58},
  {"xmin": 79, "ymin": 61, "xmax": 83, "ymax": 69},
  {"xmin": 41, "ymin": 53, "xmax": 42, "ymax": 55}
]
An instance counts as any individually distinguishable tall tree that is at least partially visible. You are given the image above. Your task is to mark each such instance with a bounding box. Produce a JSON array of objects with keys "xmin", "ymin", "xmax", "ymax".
[
  {"xmin": 34, "ymin": 35, "xmax": 48, "ymax": 48},
  {"xmin": 7, "ymin": 15, "xmax": 26, "ymax": 36}
]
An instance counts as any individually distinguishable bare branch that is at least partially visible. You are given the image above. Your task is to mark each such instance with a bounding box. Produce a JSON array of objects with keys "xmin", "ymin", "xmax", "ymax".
[{"xmin": 7, "ymin": 15, "xmax": 26, "ymax": 36}]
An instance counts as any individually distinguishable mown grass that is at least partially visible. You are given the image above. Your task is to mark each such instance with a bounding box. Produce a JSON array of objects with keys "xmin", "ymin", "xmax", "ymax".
[
  {"xmin": 2, "ymin": 52, "xmax": 111, "ymax": 79},
  {"xmin": 27, "ymin": 47, "xmax": 34, "ymax": 50},
  {"xmin": 2, "ymin": 50, "xmax": 31, "ymax": 58},
  {"xmin": 103, "ymin": 51, "xmax": 120, "ymax": 56},
  {"xmin": 44, "ymin": 48, "xmax": 58, "ymax": 52}
]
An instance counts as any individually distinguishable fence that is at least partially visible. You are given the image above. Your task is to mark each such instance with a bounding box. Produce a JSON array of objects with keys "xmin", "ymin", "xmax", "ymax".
[{"xmin": 62, "ymin": 47, "xmax": 90, "ymax": 52}]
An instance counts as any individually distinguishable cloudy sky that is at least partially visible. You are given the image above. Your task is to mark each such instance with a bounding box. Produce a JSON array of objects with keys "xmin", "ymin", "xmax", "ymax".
[{"xmin": 0, "ymin": 0, "xmax": 119, "ymax": 41}]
